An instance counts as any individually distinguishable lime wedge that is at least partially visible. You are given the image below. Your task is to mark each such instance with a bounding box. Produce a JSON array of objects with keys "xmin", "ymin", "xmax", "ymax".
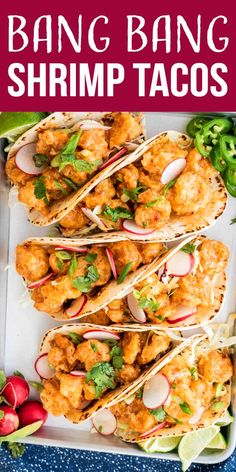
[
  {"xmin": 216, "ymin": 410, "xmax": 234, "ymax": 427},
  {"xmin": 178, "ymin": 425, "xmax": 220, "ymax": 472},
  {"xmin": 0, "ymin": 112, "xmax": 47, "ymax": 141},
  {"xmin": 138, "ymin": 436, "xmax": 181, "ymax": 453},
  {"xmin": 206, "ymin": 432, "xmax": 226, "ymax": 450}
]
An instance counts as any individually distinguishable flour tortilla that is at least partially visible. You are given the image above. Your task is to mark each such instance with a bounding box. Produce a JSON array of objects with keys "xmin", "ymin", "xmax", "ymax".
[
  {"xmin": 66, "ymin": 130, "xmax": 227, "ymax": 242},
  {"xmin": 8, "ymin": 112, "xmax": 145, "ymax": 226},
  {"xmin": 39, "ymin": 323, "xmax": 194, "ymax": 423}
]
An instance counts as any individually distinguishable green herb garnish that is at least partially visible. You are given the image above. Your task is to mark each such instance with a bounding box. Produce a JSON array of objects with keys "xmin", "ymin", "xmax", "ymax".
[
  {"xmin": 68, "ymin": 332, "xmax": 83, "ymax": 345},
  {"xmin": 133, "ymin": 289, "xmax": 159, "ymax": 312},
  {"xmin": 84, "ymin": 253, "xmax": 97, "ymax": 263},
  {"xmin": 180, "ymin": 402, "xmax": 192, "ymax": 415},
  {"xmin": 62, "ymin": 177, "xmax": 78, "ymax": 191},
  {"xmin": 182, "ymin": 243, "xmax": 196, "ymax": 254},
  {"xmin": 123, "ymin": 186, "xmax": 146, "ymax": 202},
  {"xmin": 86, "ymin": 362, "xmax": 115, "ymax": 398},
  {"xmin": 145, "ymin": 197, "xmax": 163, "ymax": 208},
  {"xmin": 162, "ymin": 178, "xmax": 177, "ymax": 197},
  {"xmin": 6, "ymin": 442, "xmax": 25, "ymax": 458},
  {"xmin": 33, "ymin": 153, "xmax": 48, "ymax": 168},
  {"xmin": 13, "ymin": 371, "xmax": 25, "ymax": 379},
  {"xmin": 117, "ymin": 262, "xmax": 133, "ymax": 284},
  {"xmin": 56, "ymin": 250, "xmax": 72, "ymax": 270},
  {"xmin": 59, "ymin": 157, "xmax": 99, "ymax": 173},
  {"xmin": 54, "ymin": 180, "xmax": 68, "ymax": 196},
  {"xmin": 190, "ymin": 367, "xmax": 198, "ymax": 380},
  {"xmin": 150, "ymin": 407, "xmax": 167, "ymax": 422},
  {"xmin": 230, "ymin": 217, "xmax": 236, "ymax": 225},
  {"xmin": 0, "ymin": 371, "xmax": 6, "ymax": 390},
  {"xmin": 91, "ymin": 343, "xmax": 98, "ymax": 353},
  {"xmin": 103, "ymin": 205, "xmax": 133, "ymax": 223},
  {"xmin": 110, "ymin": 345, "xmax": 123, "ymax": 369},
  {"xmin": 33, "ymin": 177, "xmax": 49, "ymax": 205},
  {"xmin": 136, "ymin": 389, "xmax": 143, "ymax": 398},
  {"xmin": 68, "ymin": 254, "xmax": 78, "ymax": 278},
  {"xmin": 72, "ymin": 265, "xmax": 99, "ymax": 292}
]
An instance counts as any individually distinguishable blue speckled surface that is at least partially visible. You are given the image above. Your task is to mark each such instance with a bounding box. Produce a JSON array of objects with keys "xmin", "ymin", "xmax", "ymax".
[{"xmin": 0, "ymin": 445, "xmax": 235, "ymax": 472}]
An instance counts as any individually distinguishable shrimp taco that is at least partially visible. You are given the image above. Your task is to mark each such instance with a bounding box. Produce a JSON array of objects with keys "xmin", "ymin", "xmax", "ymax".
[
  {"xmin": 74, "ymin": 236, "xmax": 229, "ymax": 330},
  {"xmin": 107, "ymin": 337, "xmax": 233, "ymax": 442},
  {"xmin": 15, "ymin": 236, "xmax": 169, "ymax": 320},
  {"xmin": 38, "ymin": 323, "xmax": 193, "ymax": 423},
  {"xmin": 5, "ymin": 112, "xmax": 145, "ymax": 225},
  {"xmin": 57, "ymin": 131, "xmax": 227, "ymax": 241}
]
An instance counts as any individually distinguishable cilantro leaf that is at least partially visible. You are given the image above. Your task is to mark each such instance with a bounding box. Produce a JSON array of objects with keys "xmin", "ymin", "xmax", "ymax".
[
  {"xmin": 145, "ymin": 197, "xmax": 163, "ymax": 208},
  {"xmin": 123, "ymin": 186, "xmax": 146, "ymax": 202},
  {"xmin": 91, "ymin": 343, "xmax": 98, "ymax": 353},
  {"xmin": 117, "ymin": 262, "xmax": 133, "ymax": 284},
  {"xmin": 62, "ymin": 177, "xmax": 78, "ymax": 191},
  {"xmin": 136, "ymin": 389, "xmax": 143, "ymax": 398},
  {"xmin": 181, "ymin": 243, "xmax": 196, "ymax": 254},
  {"xmin": 180, "ymin": 402, "xmax": 192, "ymax": 415},
  {"xmin": 72, "ymin": 264, "xmax": 99, "ymax": 292},
  {"xmin": 68, "ymin": 254, "xmax": 78, "ymax": 278},
  {"xmin": 189, "ymin": 366, "xmax": 198, "ymax": 380},
  {"xmin": 103, "ymin": 205, "xmax": 133, "ymax": 223},
  {"xmin": 133, "ymin": 289, "xmax": 159, "ymax": 312},
  {"xmin": 33, "ymin": 177, "xmax": 49, "ymax": 205},
  {"xmin": 162, "ymin": 178, "xmax": 177, "ymax": 197},
  {"xmin": 150, "ymin": 407, "xmax": 166, "ymax": 422},
  {"xmin": 86, "ymin": 362, "xmax": 115, "ymax": 398},
  {"xmin": 54, "ymin": 180, "xmax": 69, "ymax": 196},
  {"xmin": 68, "ymin": 332, "xmax": 83, "ymax": 345},
  {"xmin": 62, "ymin": 130, "xmax": 82, "ymax": 155},
  {"xmin": 230, "ymin": 217, "xmax": 236, "ymax": 225},
  {"xmin": 110, "ymin": 345, "xmax": 123, "ymax": 369},
  {"xmin": 59, "ymin": 156, "xmax": 100, "ymax": 173},
  {"xmin": 87, "ymin": 265, "xmax": 99, "ymax": 282},
  {"xmin": 0, "ymin": 371, "xmax": 6, "ymax": 390},
  {"xmin": 33, "ymin": 153, "xmax": 48, "ymax": 168},
  {"xmin": 84, "ymin": 253, "xmax": 97, "ymax": 263}
]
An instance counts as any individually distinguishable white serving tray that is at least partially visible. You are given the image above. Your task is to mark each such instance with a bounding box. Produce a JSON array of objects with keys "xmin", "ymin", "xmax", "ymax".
[{"xmin": 0, "ymin": 113, "xmax": 235, "ymax": 465}]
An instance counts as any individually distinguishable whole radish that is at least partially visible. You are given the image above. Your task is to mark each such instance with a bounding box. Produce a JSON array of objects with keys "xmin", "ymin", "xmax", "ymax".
[
  {"xmin": 0, "ymin": 405, "xmax": 19, "ymax": 436},
  {"xmin": 18, "ymin": 401, "xmax": 48, "ymax": 427},
  {"xmin": 2, "ymin": 376, "xmax": 29, "ymax": 408}
]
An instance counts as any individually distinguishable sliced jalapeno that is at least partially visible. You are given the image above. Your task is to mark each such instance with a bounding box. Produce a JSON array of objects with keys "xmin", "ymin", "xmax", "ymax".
[
  {"xmin": 220, "ymin": 135, "xmax": 236, "ymax": 168},
  {"xmin": 223, "ymin": 176, "xmax": 236, "ymax": 197},
  {"xmin": 201, "ymin": 118, "xmax": 234, "ymax": 145},
  {"xmin": 210, "ymin": 146, "xmax": 227, "ymax": 173},
  {"xmin": 224, "ymin": 167, "xmax": 236, "ymax": 187},
  {"xmin": 186, "ymin": 117, "xmax": 211, "ymax": 138},
  {"xmin": 195, "ymin": 132, "xmax": 212, "ymax": 158}
]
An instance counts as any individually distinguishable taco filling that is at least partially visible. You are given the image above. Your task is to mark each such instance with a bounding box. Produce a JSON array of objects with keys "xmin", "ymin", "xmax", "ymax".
[
  {"xmin": 39, "ymin": 329, "xmax": 172, "ymax": 421},
  {"xmin": 110, "ymin": 345, "xmax": 233, "ymax": 440},
  {"xmin": 6, "ymin": 112, "xmax": 143, "ymax": 217},
  {"xmin": 15, "ymin": 240, "xmax": 164, "ymax": 317},
  {"xmin": 58, "ymin": 135, "xmax": 219, "ymax": 236},
  {"xmin": 91, "ymin": 238, "xmax": 229, "ymax": 326}
]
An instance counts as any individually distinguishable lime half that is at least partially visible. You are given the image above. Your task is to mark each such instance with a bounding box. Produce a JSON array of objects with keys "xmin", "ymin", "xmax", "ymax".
[
  {"xmin": 0, "ymin": 112, "xmax": 47, "ymax": 141},
  {"xmin": 206, "ymin": 432, "xmax": 226, "ymax": 450},
  {"xmin": 178, "ymin": 425, "xmax": 220, "ymax": 472},
  {"xmin": 138, "ymin": 436, "xmax": 181, "ymax": 453},
  {"xmin": 216, "ymin": 410, "xmax": 234, "ymax": 427}
]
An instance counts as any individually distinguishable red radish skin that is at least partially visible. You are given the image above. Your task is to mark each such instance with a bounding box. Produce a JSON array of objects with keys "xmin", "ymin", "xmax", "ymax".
[
  {"xmin": 0, "ymin": 406, "xmax": 19, "ymax": 436},
  {"xmin": 139, "ymin": 421, "xmax": 168, "ymax": 439},
  {"xmin": 65, "ymin": 295, "xmax": 87, "ymax": 318},
  {"xmin": 122, "ymin": 220, "xmax": 155, "ymax": 236},
  {"xmin": 81, "ymin": 208, "xmax": 108, "ymax": 231},
  {"xmin": 55, "ymin": 246, "xmax": 88, "ymax": 253},
  {"xmin": 127, "ymin": 293, "xmax": 147, "ymax": 323},
  {"xmin": 15, "ymin": 143, "xmax": 46, "ymax": 176},
  {"xmin": 160, "ymin": 158, "xmax": 186, "ymax": 185},
  {"xmin": 77, "ymin": 120, "xmax": 111, "ymax": 131},
  {"xmin": 167, "ymin": 305, "xmax": 197, "ymax": 324},
  {"xmin": 83, "ymin": 330, "xmax": 120, "ymax": 341},
  {"xmin": 2, "ymin": 376, "xmax": 29, "ymax": 408},
  {"xmin": 105, "ymin": 248, "xmax": 117, "ymax": 280},
  {"xmin": 69, "ymin": 370, "xmax": 86, "ymax": 378},
  {"xmin": 165, "ymin": 251, "xmax": 194, "ymax": 277},
  {"xmin": 92, "ymin": 409, "xmax": 117, "ymax": 435},
  {"xmin": 34, "ymin": 353, "xmax": 55, "ymax": 380},
  {"xmin": 99, "ymin": 147, "xmax": 127, "ymax": 171},
  {"xmin": 143, "ymin": 374, "xmax": 170, "ymax": 410},
  {"xmin": 27, "ymin": 273, "xmax": 53, "ymax": 290},
  {"xmin": 18, "ymin": 401, "xmax": 48, "ymax": 428}
]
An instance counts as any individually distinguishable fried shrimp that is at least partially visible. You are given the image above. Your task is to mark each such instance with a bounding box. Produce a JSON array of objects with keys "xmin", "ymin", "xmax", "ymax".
[
  {"xmin": 170, "ymin": 172, "xmax": 211, "ymax": 215},
  {"xmin": 16, "ymin": 243, "xmax": 49, "ymax": 282}
]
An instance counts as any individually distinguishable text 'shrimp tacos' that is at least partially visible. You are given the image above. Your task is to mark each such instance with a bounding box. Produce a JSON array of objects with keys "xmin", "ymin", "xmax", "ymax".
[
  {"xmin": 15, "ymin": 236, "xmax": 168, "ymax": 320},
  {"xmin": 5, "ymin": 112, "xmax": 145, "ymax": 225},
  {"xmin": 74, "ymin": 236, "xmax": 229, "ymax": 330},
  {"xmin": 57, "ymin": 131, "xmax": 227, "ymax": 241},
  {"xmin": 104, "ymin": 333, "xmax": 234, "ymax": 442},
  {"xmin": 37, "ymin": 323, "xmax": 193, "ymax": 424}
]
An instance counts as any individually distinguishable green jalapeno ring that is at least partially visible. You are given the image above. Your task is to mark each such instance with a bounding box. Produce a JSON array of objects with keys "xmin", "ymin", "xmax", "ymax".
[
  {"xmin": 209, "ymin": 146, "xmax": 227, "ymax": 173},
  {"xmin": 220, "ymin": 135, "xmax": 236, "ymax": 168},
  {"xmin": 223, "ymin": 175, "xmax": 236, "ymax": 197},
  {"xmin": 201, "ymin": 118, "xmax": 234, "ymax": 145},
  {"xmin": 224, "ymin": 167, "xmax": 236, "ymax": 187},
  {"xmin": 186, "ymin": 117, "xmax": 211, "ymax": 138},
  {"xmin": 195, "ymin": 132, "xmax": 212, "ymax": 158}
]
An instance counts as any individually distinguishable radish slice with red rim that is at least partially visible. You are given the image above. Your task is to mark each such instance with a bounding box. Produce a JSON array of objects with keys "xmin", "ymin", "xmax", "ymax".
[
  {"xmin": 105, "ymin": 248, "xmax": 117, "ymax": 280},
  {"xmin": 167, "ymin": 305, "xmax": 197, "ymax": 324},
  {"xmin": 165, "ymin": 251, "xmax": 194, "ymax": 277},
  {"xmin": 77, "ymin": 120, "xmax": 111, "ymax": 131},
  {"xmin": 34, "ymin": 353, "xmax": 55, "ymax": 380},
  {"xmin": 99, "ymin": 147, "xmax": 128, "ymax": 171},
  {"xmin": 122, "ymin": 220, "xmax": 155, "ymax": 236},
  {"xmin": 127, "ymin": 293, "xmax": 146, "ymax": 323},
  {"xmin": 69, "ymin": 370, "xmax": 86, "ymax": 378},
  {"xmin": 81, "ymin": 208, "xmax": 108, "ymax": 231},
  {"xmin": 143, "ymin": 374, "xmax": 170, "ymax": 410},
  {"xmin": 139, "ymin": 421, "xmax": 168, "ymax": 439},
  {"xmin": 27, "ymin": 273, "xmax": 53, "ymax": 289},
  {"xmin": 55, "ymin": 245, "xmax": 88, "ymax": 253},
  {"xmin": 65, "ymin": 295, "xmax": 87, "ymax": 318},
  {"xmin": 83, "ymin": 329, "xmax": 120, "ymax": 341},
  {"xmin": 15, "ymin": 143, "xmax": 47, "ymax": 175},
  {"xmin": 92, "ymin": 409, "xmax": 117, "ymax": 436},
  {"xmin": 160, "ymin": 158, "xmax": 186, "ymax": 185}
]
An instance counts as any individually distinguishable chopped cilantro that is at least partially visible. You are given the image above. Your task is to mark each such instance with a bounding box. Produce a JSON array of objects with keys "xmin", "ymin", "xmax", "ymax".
[
  {"xmin": 62, "ymin": 129, "xmax": 82, "ymax": 155},
  {"xmin": 150, "ymin": 407, "xmax": 166, "ymax": 422},
  {"xmin": 190, "ymin": 366, "xmax": 198, "ymax": 380},
  {"xmin": 91, "ymin": 343, "xmax": 98, "ymax": 353},
  {"xmin": 33, "ymin": 153, "xmax": 48, "ymax": 167},
  {"xmin": 54, "ymin": 180, "xmax": 68, "ymax": 196},
  {"xmin": 87, "ymin": 265, "xmax": 99, "ymax": 282},
  {"xmin": 68, "ymin": 254, "xmax": 78, "ymax": 278},
  {"xmin": 123, "ymin": 186, "xmax": 146, "ymax": 202},
  {"xmin": 84, "ymin": 253, "xmax": 97, "ymax": 263},
  {"xmin": 154, "ymin": 314, "xmax": 165, "ymax": 321},
  {"xmin": 180, "ymin": 402, "xmax": 192, "ymax": 415},
  {"xmin": 86, "ymin": 362, "xmax": 115, "ymax": 398},
  {"xmin": 33, "ymin": 177, "xmax": 49, "ymax": 205},
  {"xmin": 133, "ymin": 289, "xmax": 159, "ymax": 312},
  {"xmin": 181, "ymin": 243, "xmax": 196, "ymax": 254},
  {"xmin": 72, "ymin": 264, "xmax": 99, "ymax": 292},
  {"xmin": 62, "ymin": 177, "xmax": 78, "ymax": 191},
  {"xmin": 110, "ymin": 345, "xmax": 123, "ymax": 369},
  {"xmin": 59, "ymin": 156, "xmax": 100, "ymax": 173},
  {"xmin": 103, "ymin": 205, "xmax": 133, "ymax": 222},
  {"xmin": 136, "ymin": 389, "xmax": 143, "ymax": 398},
  {"xmin": 162, "ymin": 178, "xmax": 177, "ymax": 197},
  {"xmin": 117, "ymin": 262, "xmax": 133, "ymax": 284},
  {"xmin": 68, "ymin": 332, "xmax": 83, "ymax": 345},
  {"xmin": 145, "ymin": 197, "xmax": 163, "ymax": 208}
]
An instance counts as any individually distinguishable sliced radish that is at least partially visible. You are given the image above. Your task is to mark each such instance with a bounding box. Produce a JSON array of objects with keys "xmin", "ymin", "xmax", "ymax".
[
  {"xmin": 122, "ymin": 220, "xmax": 155, "ymax": 236},
  {"xmin": 167, "ymin": 305, "xmax": 197, "ymax": 324},
  {"xmin": 65, "ymin": 295, "xmax": 87, "ymax": 318},
  {"xmin": 27, "ymin": 273, "xmax": 53, "ymax": 289},
  {"xmin": 15, "ymin": 143, "xmax": 46, "ymax": 175},
  {"xmin": 160, "ymin": 158, "xmax": 186, "ymax": 185},
  {"xmin": 165, "ymin": 251, "xmax": 194, "ymax": 277},
  {"xmin": 34, "ymin": 353, "xmax": 55, "ymax": 380},
  {"xmin": 82, "ymin": 207, "xmax": 108, "ymax": 231},
  {"xmin": 55, "ymin": 245, "xmax": 88, "ymax": 253},
  {"xmin": 105, "ymin": 248, "xmax": 117, "ymax": 280},
  {"xmin": 76, "ymin": 120, "xmax": 111, "ymax": 131},
  {"xmin": 99, "ymin": 147, "xmax": 128, "ymax": 171},
  {"xmin": 83, "ymin": 329, "xmax": 120, "ymax": 341},
  {"xmin": 139, "ymin": 421, "xmax": 168, "ymax": 439},
  {"xmin": 189, "ymin": 406, "xmax": 204, "ymax": 425},
  {"xmin": 92, "ymin": 409, "xmax": 117, "ymax": 436},
  {"xmin": 143, "ymin": 374, "xmax": 170, "ymax": 410},
  {"xmin": 69, "ymin": 370, "xmax": 86, "ymax": 378},
  {"xmin": 127, "ymin": 293, "xmax": 147, "ymax": 323}
]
